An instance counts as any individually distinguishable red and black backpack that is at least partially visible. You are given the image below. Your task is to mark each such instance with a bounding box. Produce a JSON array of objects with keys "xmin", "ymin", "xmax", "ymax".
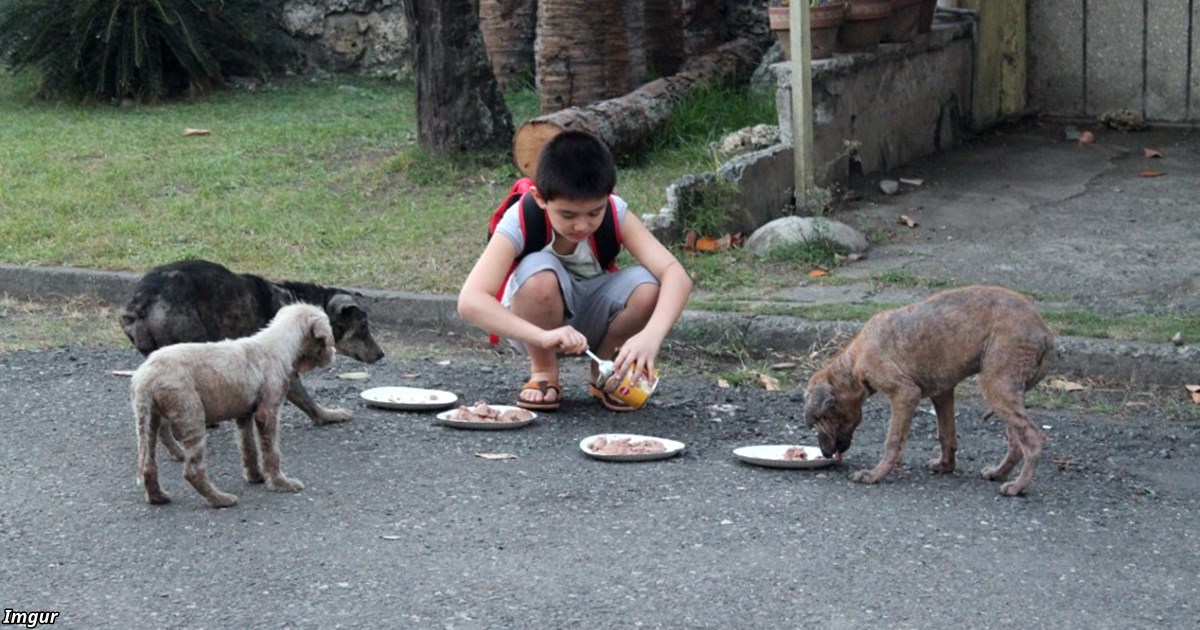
[
  {"xmin": 487, "ymin": 177, "xmax": 622, "ymax": 271},
  {"xmin": 484, "ymin": 177, "xmax": 623, "ymax": 343}
]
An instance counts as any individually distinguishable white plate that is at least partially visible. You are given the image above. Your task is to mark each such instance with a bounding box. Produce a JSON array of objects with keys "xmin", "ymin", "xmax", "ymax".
[
  {"xmin": 435, "ymin": 405, "xmax": 536, "ymax": 430},
  {"xmin": 733, "ymin": 444, "xmax": 837, "ymax": 469},
  {"xmin": 361, "ymin": 386, "xmax": 458, "ymax": 411},
  {"xmin": 579, "ymin": 433, "xmax": 685, "ymax": 462}
]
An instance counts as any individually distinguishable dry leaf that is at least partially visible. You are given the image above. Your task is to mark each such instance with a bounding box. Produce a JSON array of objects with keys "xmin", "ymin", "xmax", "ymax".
[
  {"xmin": 1047, "ymin": 377, "xmax": 1086, "ymax": 392},
  {"xmin": 758, "ymin": 373, "xmax": 781, "ymax": 391},
  {"xmin": 695, "ymin": 236, "xmax": 720, "ymax": 252},
  {"xmin": 808, "ymin": 269, "xmax": 828, "ymax": 278},
  {"xmin": 1186, "ymin": 384, "xmax": 1200, "ymax": 404},
  {"xmin": 337, "ymin": 371, "xmax": 370, "ymax": 380},
  {"xmin": 474, "ymin": 452, "xmax": 518, "ymax": 460},
  {"xmin": 182, "ymin": 127, "xmax": 211, "ymax": 137},
  {"xmin": 716, "ymin": 377, "xmax": 731, "ymax": 389},
  {"xmin": 898, "ymin": 215, "xmax": 919, "ymax": 228},
  {"xmin": 1144, "ymin": 147, "xmax": 1163, "ymax": 159},
  {"xmin": 1139, "ymin": 168, "xmax": 1166, "ymax": 178},
  {"xmin": 1078, "ymin": 130, "xmax": 1096, "ymax": 145}
]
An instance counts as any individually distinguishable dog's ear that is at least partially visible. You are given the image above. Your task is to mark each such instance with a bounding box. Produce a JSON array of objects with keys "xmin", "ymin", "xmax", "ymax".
[
  {"xmin": 803, "ymin": 381, "xmax": 835, "ymax": 427},
  {"xmin": 327, "ymin": 293, "xmax": 362, "ymax": 316},
  {"xmin": 308, "ymin": 314, "xmax": 335, "ymax": 349}
]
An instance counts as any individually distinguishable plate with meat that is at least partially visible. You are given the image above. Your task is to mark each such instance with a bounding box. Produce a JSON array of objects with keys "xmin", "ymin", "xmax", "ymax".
[
  {"xmin": 580, "ymin": 433, "xmax": 685, "ymax": 462},
  {"xmin": 436, "ymin": 402, "xmax": 537, "ymax": 430},
  {"xmin": 732, "ymin": 445, "xmax": 837, "ymax": 469},
  {"xmin": 362, "ymin": 386, "xmax": 459, "ymax": 411}
]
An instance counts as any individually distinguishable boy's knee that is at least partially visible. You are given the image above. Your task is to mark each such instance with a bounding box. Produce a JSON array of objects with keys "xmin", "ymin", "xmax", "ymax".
[
  {"xmin": 625, "ymin": 283, "xmax": 660, "ymax": 314},
  {"xmin": 515, "ymin": 270, "xmax": 563, "ymax": 303}
]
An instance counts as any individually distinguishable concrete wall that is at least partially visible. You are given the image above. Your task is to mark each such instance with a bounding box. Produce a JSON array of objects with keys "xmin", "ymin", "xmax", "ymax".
[{"xmin": 1028, "ymin": 0, "xmax": 1200, "ymax": 123}]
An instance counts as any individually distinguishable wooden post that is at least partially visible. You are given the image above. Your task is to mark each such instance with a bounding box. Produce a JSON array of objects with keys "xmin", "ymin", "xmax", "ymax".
[{"xmin": 788, "ymin": 1, "xmax": 816, "ymax": 205}]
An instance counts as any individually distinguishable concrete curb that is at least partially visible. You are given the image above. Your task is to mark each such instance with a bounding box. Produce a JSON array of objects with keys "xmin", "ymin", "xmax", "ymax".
[{"xmin": 2, "ymin": 263, "xmax": 1195, "ymax": 387}]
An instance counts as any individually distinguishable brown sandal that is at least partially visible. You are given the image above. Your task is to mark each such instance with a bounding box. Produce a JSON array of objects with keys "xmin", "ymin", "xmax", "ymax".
[
  {"xmin": 588, "ymin": 384, "xmax": 637, "ymax": 413},
  {"xmin": 516, "ymin": 379, "xmax": 561, "ymax": 411}
]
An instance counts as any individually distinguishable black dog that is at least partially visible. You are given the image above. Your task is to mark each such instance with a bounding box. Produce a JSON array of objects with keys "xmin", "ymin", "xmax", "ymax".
[{"xmin": 121, "ymin": 259, "xmax": 384, "ymax": 424}]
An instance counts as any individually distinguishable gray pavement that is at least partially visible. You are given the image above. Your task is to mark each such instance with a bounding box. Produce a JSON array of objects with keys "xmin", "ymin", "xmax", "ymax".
[
  {"xmin": 1, "ymin": 121, "xmax": 1197, "ymax": 387},
  {"xmin": 3, "ymin": 122, "xmax": 1200, "ymax": 629}
]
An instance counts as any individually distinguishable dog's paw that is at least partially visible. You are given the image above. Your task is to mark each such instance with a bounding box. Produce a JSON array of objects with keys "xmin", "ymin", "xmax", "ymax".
[
  {"xmin": 980, "ymin": 466, "xmax": 1008, "ymax": 481},
  {"xmin": 849, "ymin": 470, "xmax": 882, "ymax": 484},
  {"xmin": 267, "ymin": 476, "xmax": 305, "ymax": 493},
  {"xmin": 313, "ymin": 408, "xmax": 352, "ymax": 425},
  {"xmin": 998, "ymin": 481, "xmax": 1027, "ymax": 496},
  {"xmin": 926, "ymin": 458, "xmax": 955, "ymax": 474},
  {"xmin": 207, "ymin": 492, "xmax": 239, "ymax": 508},
  {"xmin": 243, "ymin": 469, "xmax": 265, "ymax": 484},
  {"xmin": 146, "ymin": 491, "xmax": 172, "ymax": 505}
]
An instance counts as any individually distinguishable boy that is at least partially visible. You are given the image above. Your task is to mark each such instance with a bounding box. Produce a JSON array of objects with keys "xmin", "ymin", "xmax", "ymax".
[{"xmin": 457, "ymin": 130, "xmax": 692, "ymax": 411}]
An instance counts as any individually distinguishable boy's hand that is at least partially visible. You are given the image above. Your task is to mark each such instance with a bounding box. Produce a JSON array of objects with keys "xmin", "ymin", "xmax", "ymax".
[
  {"xmin": 536, "ymin": 326, "xmax": 588, "ymax": 355},
  {"xmin": 611, "ymin": 331, "xmax": 662, "ymax": 386}
]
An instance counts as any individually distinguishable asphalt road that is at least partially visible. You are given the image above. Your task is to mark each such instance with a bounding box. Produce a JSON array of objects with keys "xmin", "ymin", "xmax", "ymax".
[{"xmin": 2, "ymin": 341, "xmax": 1197, "ymax": 630}]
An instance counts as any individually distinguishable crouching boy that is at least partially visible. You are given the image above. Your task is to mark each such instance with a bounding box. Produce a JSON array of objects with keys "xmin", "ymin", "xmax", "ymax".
[{"xmin": 457, "ymin": 130, "xmax": 692, "ymax": 411}]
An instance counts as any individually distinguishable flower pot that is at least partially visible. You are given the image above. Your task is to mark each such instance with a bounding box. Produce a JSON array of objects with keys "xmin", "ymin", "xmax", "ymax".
[
  {"xmin": 883, "ymin": 0, "xmax": 924, "ymax": 43},
  {"xmin": 917, "ymin": 0, "xmax": 937, "ymax": 32},
  {"xmin": 769, "ymin": 3, "xmax": 848, "ymax": 61},
  {"xmin": 837, "ymin": 0, "xmax": 893, "ymax": 53}
]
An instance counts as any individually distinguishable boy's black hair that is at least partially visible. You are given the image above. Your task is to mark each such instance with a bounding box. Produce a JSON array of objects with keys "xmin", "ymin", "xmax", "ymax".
[{"xmin": 534, "ymin": 130, "xmax": 617, "ymax": 202}]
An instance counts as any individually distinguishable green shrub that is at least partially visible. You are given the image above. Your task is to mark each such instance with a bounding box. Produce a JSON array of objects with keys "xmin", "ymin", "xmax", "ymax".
[{"xmin": 0, "ymin": 0, "xmax": 298, "ymax": 102}]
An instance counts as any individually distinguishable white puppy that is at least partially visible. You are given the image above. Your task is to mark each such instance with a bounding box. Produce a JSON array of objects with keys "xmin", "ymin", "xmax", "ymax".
[{"xmin": 131, "ymin": 303, "xmax": 335, "ymax": 507}]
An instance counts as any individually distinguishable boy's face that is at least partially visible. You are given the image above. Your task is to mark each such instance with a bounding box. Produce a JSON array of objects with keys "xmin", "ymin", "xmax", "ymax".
[{"xmin": 534, "ymin": 191, "xmax": 608, "ymax": 245}]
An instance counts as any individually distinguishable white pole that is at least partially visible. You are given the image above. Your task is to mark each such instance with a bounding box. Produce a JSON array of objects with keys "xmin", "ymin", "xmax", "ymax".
[{"xmin": 788, "ymin": 1, "xmax": 816, "ymax": 202}]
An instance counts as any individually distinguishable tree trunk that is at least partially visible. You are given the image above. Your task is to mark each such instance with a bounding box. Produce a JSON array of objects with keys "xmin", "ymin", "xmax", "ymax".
[
  {"xmin": 536, "ymin": 0, "xmax": 628, "ymax": 113},
  {"xmin": 479, "ymin": 0, "xmax": 537, "ymax": 91},
  {"xmin": 405, "ymin": 0, "xmax": 514, "ymax": 153},
  {"xmin": 512, "ymin": 35, "xmax": 770, "ymax": 176},
  {"xmin": 644, "ymin": 0, "xmax": 685, "ymax": 78}
]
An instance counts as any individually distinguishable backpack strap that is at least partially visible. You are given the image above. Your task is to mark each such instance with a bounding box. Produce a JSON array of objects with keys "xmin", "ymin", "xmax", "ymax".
[{"xmin": 589, "ymin": 199, "xmax": 621, "ymax": 271}]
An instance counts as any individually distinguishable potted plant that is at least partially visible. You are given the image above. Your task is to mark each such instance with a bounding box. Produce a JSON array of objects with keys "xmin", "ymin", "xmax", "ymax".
[
  {"xmin": 837, "ymin": 0, "xmax": 893, "ymax": 53},
  {"xmin": 884, "ymin": 0, "xmax": 926, "ymax": 43},
  {"xmin": 769, "ymin": 1, "xmax": 849, "ymax": 61}
]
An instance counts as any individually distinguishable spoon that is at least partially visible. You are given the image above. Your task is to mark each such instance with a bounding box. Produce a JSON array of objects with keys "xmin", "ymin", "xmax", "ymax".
[{"xmin": 585, "ymin": 349, "xmax": 615, "ymax": 385}]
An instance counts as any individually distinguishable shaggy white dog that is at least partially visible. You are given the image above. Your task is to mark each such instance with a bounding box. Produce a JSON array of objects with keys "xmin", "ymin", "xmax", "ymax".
[{"xmin": 131, "ymin": 303, "xmax": 335, "ymax": 507}]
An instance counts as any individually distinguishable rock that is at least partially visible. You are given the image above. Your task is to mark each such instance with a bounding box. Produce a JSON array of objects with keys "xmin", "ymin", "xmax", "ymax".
[
  {"xmin": 879, "ymin": 179, "xmax": 901, "ymax": 195},
  {"xmin": 745, "ymin": 216, "xmax": 870, "ymax": 257}
]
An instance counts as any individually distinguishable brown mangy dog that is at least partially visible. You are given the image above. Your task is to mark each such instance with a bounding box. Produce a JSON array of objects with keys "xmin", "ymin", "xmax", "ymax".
[
  {"xmin": 131, "ymin": 304, "xmax": 335, "ymax": 507},
  {"xmin": 804, "ymin": 285, "xmax": 1055, "ymax": 496}
]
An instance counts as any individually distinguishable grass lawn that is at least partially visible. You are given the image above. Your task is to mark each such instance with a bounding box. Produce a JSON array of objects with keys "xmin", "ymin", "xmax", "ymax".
[{"xmin": 0, "ymin": 69, "xmax": 786, "ymax": 294}]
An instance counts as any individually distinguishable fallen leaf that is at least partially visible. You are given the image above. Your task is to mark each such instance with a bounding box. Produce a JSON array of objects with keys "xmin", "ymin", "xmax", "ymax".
[
  {"xmin": 475, "ymin": 452, "xmax": 518, "ymax": 460},
  {"xmin": 758, "ymin": 373, "xmax": 781, "ymax": 391},
  {"xmin": 808, "ymin": 269, "xmax": 828, "ymax": 278},
  {"xmin": 695, "ymin": 236, "xmax": 720, "ymax": 252},
  {"xmin": 1187, "ymin": 384, "xmax": 1200, "ymax": 404},
  {"xmin": 338, "ymin": 371, "xmax": 371, "ymax": 380},
  {"xmin": 1047, "ymin": 377, "xmax": 1086, "ymax": 392},
  {"xmin": 182, "ymin": 127, "xmax": 211, "ymax": 137},
  {"xmin": 898, "ymin": 215, "xmax": 919, "ymax": 228},
  {"xmin": 716, "ymin": 377, "xmax": 731, "ymax": 389},
  {"xmin": 1078, "ymin": 130, "xmax": 1096, "ymax": 145},
  {"xmin": 1139, "ymin": 168, "xmax": 1166, "ymax": 178},
  {"xmin": 1144, "ymin": 147, "xmax": 1163, "ymax": 159}
]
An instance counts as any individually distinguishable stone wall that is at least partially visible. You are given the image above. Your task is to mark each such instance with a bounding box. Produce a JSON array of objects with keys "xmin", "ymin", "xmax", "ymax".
[{"xmin": 279, "ymin": 0, "xmax": 412, "ymax": 79}]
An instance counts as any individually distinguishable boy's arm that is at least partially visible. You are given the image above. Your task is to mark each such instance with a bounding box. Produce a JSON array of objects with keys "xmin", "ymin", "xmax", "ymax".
[
  {"xmin": 614, "ymin": 211, "xmax": 694, "ymax": 375},
  {"xmin": 457, "ymin": 237, "xmax": 587, "ymax": 353}
]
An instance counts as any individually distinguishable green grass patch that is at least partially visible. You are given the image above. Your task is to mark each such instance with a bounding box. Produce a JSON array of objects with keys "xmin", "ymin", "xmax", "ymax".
[{"xmin": 0, "ymin": 71, "xmax": 777, "ymax": 295}]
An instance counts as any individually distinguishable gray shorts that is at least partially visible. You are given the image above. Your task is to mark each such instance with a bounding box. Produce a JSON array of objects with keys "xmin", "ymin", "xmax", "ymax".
[{"xmin": 506, "ymin": 251, "xmax": 659, "ymax": 351}]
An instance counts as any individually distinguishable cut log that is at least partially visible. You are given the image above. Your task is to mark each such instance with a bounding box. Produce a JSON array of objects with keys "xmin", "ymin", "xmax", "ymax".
[{"xmin": 513, "ymin": 35, "xmax": 771, "ymax": 177}]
